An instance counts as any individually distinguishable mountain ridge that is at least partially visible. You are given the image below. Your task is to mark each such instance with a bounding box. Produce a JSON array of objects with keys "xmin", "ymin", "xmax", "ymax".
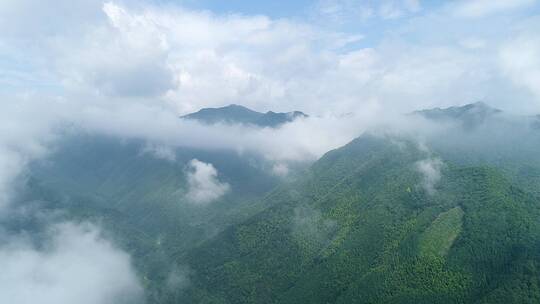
[
  {"xmin": 412, "ymin": 101, "xmax": 503, "ymax": 129},
  {"xmin": 181, "ymin": 104, "xmax": 308, "ymax": 127},
  {"xmin": 181, "ymin": 132, "xmax": 540, "ymax": 304}
]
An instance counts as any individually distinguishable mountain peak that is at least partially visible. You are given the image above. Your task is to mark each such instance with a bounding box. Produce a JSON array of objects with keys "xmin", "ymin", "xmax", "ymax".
[
  {"xmin": 181, "ymin": 104, "xmax": 308, "ymax": 127},
  {"xmin": 224, "ymin": 104, "xmax": 251, "ymax": 110},
  {"xmin": 467, "ymin": 101, "xmax": 488, "ymax": 107},
  {"xmin": 413, "ymin": 102, "xmax": 502, "ymax": 129},
  {"xmin": 460, "ymin": 101, "xmax": 500, "ymax": 113}
]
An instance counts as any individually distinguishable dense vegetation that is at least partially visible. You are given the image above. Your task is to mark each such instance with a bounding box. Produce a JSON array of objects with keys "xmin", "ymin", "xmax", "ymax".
[
  {"xmin": 179, "ymin": 134, "xmax": 540, "ymax": 304},
  {"xmin": 15, "ymin": 103, "xmax": 540, "ymax": 303},
  {"xmin": 18, "ymin": 134, "xmax": 291, "ymax": 303}
]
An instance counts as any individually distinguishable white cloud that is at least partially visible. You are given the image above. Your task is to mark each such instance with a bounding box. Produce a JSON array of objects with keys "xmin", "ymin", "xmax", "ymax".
[
  {"xmin": 0, "ymin": 222, "xmax": 144, "ymax": 304},
  {"xmin": 0, "ymin": 95, "xmax": 144, "ymax": 304},
  {"xmin": 500, "ymin": 34, "xmax": 540, "ymax": 100},
  {"xmin": 415, "ymin": 158, "xmax": 443, "ymax": 195},
  {"xmin": 3, "ymin": 0, "xmax": 540, "ymax": 118},
  {"xmin": 57, "ymin": 2, "xmax": 175, "ymax": 98},
  {"xmin": 0, "ymin": 94, "xmax": 66, "ymax": 212},
  {"xmin": 68, "ymin": 100, "xmax": 377, "ymax": 162},
  {"xmin": 0, "ymin": 0, "xmax": 104, "ymax": 38},
  {"xmin": 453, "ymin": 0, "xmax": 536, "ymax": 18},
  {"xmin": 185, "ymin": 159, "xmax": 230, "ymax": 204}
]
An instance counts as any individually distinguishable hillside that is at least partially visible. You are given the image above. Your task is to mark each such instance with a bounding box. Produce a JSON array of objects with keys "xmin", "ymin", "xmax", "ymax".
[
  {"xmin": 15, "ymin": 103, "xmax": 540, "ymax": 304},
  {"xmin": 19, "ymin": 134, "xmax": 289, "ymax": 302},
  {"xmin": 180, "ymin": 133, "xmax": 540, "ymax": 303}
]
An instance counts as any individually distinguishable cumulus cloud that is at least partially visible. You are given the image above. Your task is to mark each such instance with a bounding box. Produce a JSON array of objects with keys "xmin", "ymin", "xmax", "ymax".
[
  {"xmin": 64, "ymin": 2, "xmax": 175, "ymax": 98},
  {"xmin": 415, "ymin": 158, "xmax": 444, "ymax": 195},
  {"xmin": 0, "ymin": 222, "xmax": 144, "ymax": 304},
  {"xmin": 185, "ymin": 159, "xmax": 230, "ymax": 204}
]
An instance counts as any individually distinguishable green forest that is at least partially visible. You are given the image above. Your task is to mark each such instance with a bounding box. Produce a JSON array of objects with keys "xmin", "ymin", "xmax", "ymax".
[{"xmin": 14, "ymin": 103, "xmax": 540, "ymax": 303}]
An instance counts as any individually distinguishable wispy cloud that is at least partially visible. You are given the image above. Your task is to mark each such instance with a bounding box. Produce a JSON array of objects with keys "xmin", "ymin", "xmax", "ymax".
[{"xmin": 416, "ymin": 158, "xmax": 444, "ymax": 195}]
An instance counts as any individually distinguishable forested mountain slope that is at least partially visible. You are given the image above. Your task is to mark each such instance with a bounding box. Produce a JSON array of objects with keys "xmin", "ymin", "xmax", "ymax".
[
  {"xmin": 14, "ymin": 103, "xmax": 540, "ymax": 304},
  {"xmin": 182, "ymin": 131, "xmax": 540, "ymax": 303},
  {"xmin": 18, "ymin": 134, "xmax": 289, "ymax": 302}
]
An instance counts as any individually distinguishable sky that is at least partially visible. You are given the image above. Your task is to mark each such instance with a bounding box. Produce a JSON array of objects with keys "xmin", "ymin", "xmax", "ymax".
[
  {"xmin": 1, "ymin": 0, "xmax": 539, "ymax": 115},
  {"xmin": 170, "ymin": 0, "xmax": 315, "ymax": 17},
  {"xmin": 0, "ymin": 1, "xmax": 540, "ymax": 303}
]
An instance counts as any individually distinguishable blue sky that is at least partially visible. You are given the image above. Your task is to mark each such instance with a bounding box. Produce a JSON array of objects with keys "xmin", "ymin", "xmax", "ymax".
[
  {"xmin": 165, "ymin": 0, "xmax": 315, "ymax": 18},
  {"xmin": 155, "ymin": 0, "xmax": 443, "ymax": 19}
]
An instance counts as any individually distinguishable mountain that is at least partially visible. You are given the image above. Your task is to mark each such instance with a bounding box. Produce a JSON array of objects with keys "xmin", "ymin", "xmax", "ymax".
[
  {"xmin": 174, "ymin": 103, "xmax": 540, "ymax": 303},
  {"xmin": 15, "ymin": 103, "xmax": 540, "ymax": 303},
  {"xmin": 414, "ymin": 102, "xmax": 540, "ymax": 196},
  {"xmin": 19, "ymin": 134, "xmax": 290, "ymax": 303},
  {"xmin": 181, "ymin": 104, "xmax": 308, "ymax": 127},
  {"xmin": 15, "ymin": 105, "xmax": 309, "ymax": 302},
  {"xmin": 181, "ymin": 133, "xmax": 540, "ymax": 304},
  {"xmin": 413, "ymin": 101, "xmax": 502, "ymax": 129}
]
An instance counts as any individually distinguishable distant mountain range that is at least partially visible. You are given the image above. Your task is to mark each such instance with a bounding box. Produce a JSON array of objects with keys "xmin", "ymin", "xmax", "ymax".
[
  {"xmin": 412, "ymin": 101, "xmax": 503, "ymax": 129},
  {"xmin": 181, "ymin": 104, "xmax": 308, "ymax": 127}
]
